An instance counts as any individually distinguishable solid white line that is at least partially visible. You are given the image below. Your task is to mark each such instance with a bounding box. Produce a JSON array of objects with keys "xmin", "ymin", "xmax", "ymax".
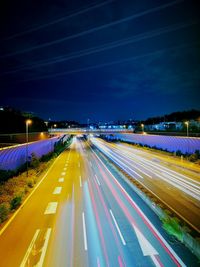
[
  {"xmin": 151, "ymin": 255, "xmax": 162, "ymax": 267},
  {"xmin": 37, "ymin": 228, "xmax": 52, "ymax": 267},
  {"xmin": 58, "ymin": 178, "xmax": 64, "ymax": 182},
  {"xmin": 95, "ymin": 174, "xmax": 101, "ymax": 186},
  {"xmin": 80, "ymin": 176, "xmax": 82, "ymax": 187},
  {"xmin": 110, "ymin": 209, "xmax": 126, "ymax": 245},
  {"xmin": 53, "ymin": 187, "xmax": 62, "ymax": 195},
  {"xmin": 82, "ymin": 212, "xmax": 88, "ymax": 251},
  {"xmin": 20, "ymin": 229, "xmax": 40, "ymax": 267},
  {"xmin": 44, "ymin": 202, "xmax": 58, "ymax": 214},
  {"xmin": 0, "ymin": 153, "xmax": 62, "ymax": 236}
]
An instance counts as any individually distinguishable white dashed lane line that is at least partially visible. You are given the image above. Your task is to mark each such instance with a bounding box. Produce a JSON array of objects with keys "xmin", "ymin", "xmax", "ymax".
[
  {"xmin": 80, "ymin": 176, "xmax": 82, "ymax": 187},
  {"xmin": 53, "ymin": 187, "xmax": 62, "ymax": 195},
  {"xmin": 95, "ymin": 174, "xmax": 101, "ymax": 186},
  {"xmin": 110, "ymin": 209, "xmax": 126, "ymax": 246},
  {"xmin": 44, "ymin": 202, "xmax": 58, "ymax": 215},
  {"xmin": 82, "ymin": 212, "xmax": 88, "ymax": 251}
]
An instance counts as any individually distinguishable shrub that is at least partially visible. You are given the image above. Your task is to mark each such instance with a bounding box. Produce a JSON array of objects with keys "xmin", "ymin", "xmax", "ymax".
[
  {"xmin": 10, "ymin": 195, "xmax": 22, "ymax": 210},
  {"xmin": 27, "ymin": 178, "xmax": 34, "ymax": 188},
  {"xmin": 30, "ymin": 153, "xmax": 40, "ymax": 169},
  {"xmin": 0, "ymin": 170, "xmax": 15, "ymax": 183},
  {"xmin": 176, "ymin": 150, "xmax": 182, "ymax": 156},
  {"xmin": 0, "ymin": 203, "xmax": 9, "ymax": 223},
  {"xmin": 162, "ymin": 217, "xmax": 183, "ymax": 242}
]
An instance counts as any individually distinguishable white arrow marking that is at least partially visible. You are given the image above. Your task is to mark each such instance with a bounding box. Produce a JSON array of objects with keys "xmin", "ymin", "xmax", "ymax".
[
  {"xmin": 133, "ymin": 225, "xmax": 158, "ymax": 256},
  {"xmin": 133, "ymin": 225, "xmax": 161, "ymax": 267}
]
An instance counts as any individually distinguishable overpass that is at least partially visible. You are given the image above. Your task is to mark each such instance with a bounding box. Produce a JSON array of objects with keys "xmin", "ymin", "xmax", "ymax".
[{"xmin": 48, "ymin": 128, "xmax": 133, "ymax": 135}]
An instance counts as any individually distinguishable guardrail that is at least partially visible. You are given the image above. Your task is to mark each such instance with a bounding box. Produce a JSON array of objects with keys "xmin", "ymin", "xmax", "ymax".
[{"xmin": 48, "ymin": 128, "xmax": 133, "ymax": 134}]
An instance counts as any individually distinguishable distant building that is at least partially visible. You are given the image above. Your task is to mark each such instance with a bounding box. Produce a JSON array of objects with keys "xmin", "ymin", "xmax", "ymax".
[{"xmin": 147, "ymin": 122, "xmax": 183, "ymax": 131}]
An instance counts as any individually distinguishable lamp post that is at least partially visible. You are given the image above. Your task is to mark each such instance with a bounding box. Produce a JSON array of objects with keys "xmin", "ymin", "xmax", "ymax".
[
  {"xmin": 185, "ymin": 121, "xmax": 189, "ymax": 137},
  {"xmin": 141, "ymin": 123, "xmax": 144, "ymax": 133},
  {"xmin": 26, "ymin": 119, "xmax": 32, "ymax": 177}
]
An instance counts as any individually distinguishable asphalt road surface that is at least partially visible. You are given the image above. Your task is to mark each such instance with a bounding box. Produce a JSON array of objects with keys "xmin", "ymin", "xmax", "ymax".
[
  {"xmin": 0, "ymin": 137, "xmax": 198, "ymax": 266},
  {"xmin": 90, "ymin": 137, "xmax": 200, "ymax": 233}
]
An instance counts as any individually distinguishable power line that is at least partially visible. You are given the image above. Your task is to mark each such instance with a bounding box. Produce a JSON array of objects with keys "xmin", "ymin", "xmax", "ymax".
[
  {"xmin": 0, "ymin": 0, "xmax": 184, "ymax": 59},
  {"xmin": 0, "ymin": 19, "xmax": 197, "ymax": 76},
  {"xmin": 17, "ymin": 42, "xmax": 199, "ymax": 83},
  {"xmin": 2, "ymin": 0, "xmax": 114, "ymax": 41}
]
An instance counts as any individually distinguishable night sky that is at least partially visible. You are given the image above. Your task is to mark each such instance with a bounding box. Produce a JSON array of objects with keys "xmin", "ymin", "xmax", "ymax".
[{"xmin": 0, "ymin": 0, "xmax": 199, "ymax": 122}]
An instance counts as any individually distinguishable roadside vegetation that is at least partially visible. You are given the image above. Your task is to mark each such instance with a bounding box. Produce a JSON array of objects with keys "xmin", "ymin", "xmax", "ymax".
[{"xmin": 0, "ymin": 136, "xmax": 72, "ymax": 224}]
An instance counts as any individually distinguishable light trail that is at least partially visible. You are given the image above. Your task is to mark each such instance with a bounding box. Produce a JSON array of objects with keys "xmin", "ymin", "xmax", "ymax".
[{"xmin": 91, "ymin": 138, "xmax": 200, "ymax": 201}]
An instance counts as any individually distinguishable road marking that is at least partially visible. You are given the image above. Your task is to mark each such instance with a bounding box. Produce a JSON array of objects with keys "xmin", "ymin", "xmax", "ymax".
[
  {"xmin": 58, "ymin": 177, "xmax": 64, "ymax": 182},
  {"xmin": 80, "ymin": 176, "xmax": 82, "ymax": 187},
  {"xmin": 133, "ymin": 224, "xmax": 158, "ymax": 256},
  {"xmin": 133, "ymin": 225, "xmax": 162, "ymax": 267},
  {"xmin": 95, "ymin": 174, "xmax": 101, "ymax": 186},
  {"xmin": 82, "ymin": 212, "xmax": 88, "ymax": 251},
  {"xmin": 37, "ymin": 228, "xmax": 52, "ymax": 267},
  {"xmin": 44, "ymin": 202, "xmax": 58, "ymax": 214},
  {"xmin": 110, "ymin": 210, "xmax": 126, "ymax": 245},
  {"xmin": 61, "ymin": 172, "xmax": 66, "ymax": 176},
  {"xmin": 64, "ymin": 167, "xmax": 67, "ymax": 171},
  {"xmin": 20, "ymin": 229, "xmax": 40, "ymax": 267},
  {"xmin": 0, "ymin": 153, "xmax": 62, "ymax": 236},
  {"xmin": 53, "ymin": 187, "xmax": 62, "ymax": 195}
]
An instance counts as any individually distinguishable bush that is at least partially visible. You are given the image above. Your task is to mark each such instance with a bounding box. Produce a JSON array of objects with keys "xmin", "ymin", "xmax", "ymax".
[
  {"xmin": 0, "ymin": 203, "xmax": 9, "ymax": 223},
  {"xmin": 0, "ymin": 170, "xmax": 15, "ymax": 183},
  {"xmin": 30, "ymin": 153, "xmax": 40, "ymax": 169},
  {"xmin": 27, "ymin": 178, "xmax": 34, "ymax": 188},
  {"xmin": 188, "ymin": 153, "xmax": 198, "ymax": 162},
  {"xmin": 162, "ymin": 217, "xmax": 183, "ymax": 242},
  {"xmin": 10, "ymin": 195, "xmax": 22, "ymax": 210}
]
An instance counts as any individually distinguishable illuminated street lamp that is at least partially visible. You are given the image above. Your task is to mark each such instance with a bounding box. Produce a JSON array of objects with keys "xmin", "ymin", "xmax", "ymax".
[
  {"xmin": 141, "ymin": 123, "xmax": 144, "ymax": 133},
  {"xmin": 185, "ymin": 121, "xmax": 189, "ymax": 137},
  {"xmin": 26, "ymin": 119, "xmax": 32, "ymax": 177}
]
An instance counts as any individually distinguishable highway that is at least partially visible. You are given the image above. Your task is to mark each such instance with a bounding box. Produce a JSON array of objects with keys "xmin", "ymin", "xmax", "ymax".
[
  {"xmin": 90, "ymin": 138, "xmax": 200, "ymax": 232},
  {"xmin": 0, "ymin": 137, "xmax": 198, "ymax": 266}
]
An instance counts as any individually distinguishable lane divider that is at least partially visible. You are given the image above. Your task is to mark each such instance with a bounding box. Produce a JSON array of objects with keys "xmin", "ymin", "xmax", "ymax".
[
  {"xmin": 44, "ymin": 202, "xmax": 58, "ymax": 215},
  {"xmin": 82, "ymin": 212, "xmax": 88, "ymax": 251},
  {"xmin": 53, "ymin": 187, "xmax": 62, "ymax": 195},
  {"xmin": 95, "ymin": 174, "xmax": 101, "ymax": 186},
  {"xmin": 110, "ymin": 209, "xmax": 126, "ymax": 246},
  {"xmin": 80, "ymin": 176, "xmax": 82, "ymax": 187}
]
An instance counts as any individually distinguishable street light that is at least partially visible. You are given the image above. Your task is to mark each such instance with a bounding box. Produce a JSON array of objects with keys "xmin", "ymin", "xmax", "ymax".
[
  {"xmin": 185, "ymin": 121, "xmax": 189, "ymax": 137},
  {"xmin": 141, "ymin": 123, "xmax": 144, "ymax": 133},
  {"xmin": 26, "ymin": 119, "xmax": 32, "ymax": 177}
]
